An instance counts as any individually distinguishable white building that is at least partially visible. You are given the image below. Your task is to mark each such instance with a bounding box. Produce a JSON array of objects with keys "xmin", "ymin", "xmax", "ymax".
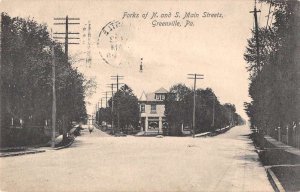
[{"xmin": 139, "ymin": 87, "xmax": 168, "ymax": 133}]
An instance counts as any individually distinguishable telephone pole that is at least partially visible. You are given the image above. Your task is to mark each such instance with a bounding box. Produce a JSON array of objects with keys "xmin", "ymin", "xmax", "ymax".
[
  {"xmin": 250, "ymin": 0, "xmax": 265, "ymax": 149},
  {"xmin": 102, "ymin": 91, "xmax": 112, "ymax": 108},
  {"xmin": 188, "ymin": 74, "xmax": 204, "ymax": 137},
  {"xmin": 111, "ymin": 75, "xmax": 124, "ymax": 131},
  {"xmin": 107, "ymin": 83, "xmax": 118, "ymax": 134},
  {"xmin": 53, "ymin": 16, "xmax": 80, "ymax": 59},
  {"xmin": 111, "ymin": 74, "xmax": 124, "ymax": 91},
  {"xmin": 250, "ymin": 0, "xmax": 261, "ymax": 72},
  {"xmin": 53, "ymin": 16, "xmax": 80, "ymax": 138},
  {"xmin": 0, "ymin": 14, "xmax": 2, "ymax": 130},
  {"xmin": 212, "ymin": 95, "xmax": 216, "ymax": 128},
  {"xmin": 51, "ymin": 45, "xmax": 56, "ymax": 148},
  {"xmin": 97, "ymin": 101, "xmax": 100, "ymax": 124}
]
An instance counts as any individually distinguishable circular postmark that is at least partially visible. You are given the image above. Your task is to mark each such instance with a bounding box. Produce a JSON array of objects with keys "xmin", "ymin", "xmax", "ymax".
[{"xmin": 97, "ymin": 20, "xmax": 129, "ymax": 67}]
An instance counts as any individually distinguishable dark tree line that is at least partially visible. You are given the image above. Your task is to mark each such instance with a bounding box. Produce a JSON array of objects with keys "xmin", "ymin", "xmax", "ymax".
[
  {"xmin": 164, "ymin": 84, "xmax": 244, "ymax": 135},
  {"xmin": 0, "ymin": 13, "xmax": 90, "ymax": 146},
  {"xmin": 244, "ymin": 0, "xmax": 300, "ymax": 142},
  {"xmin": 96, "ymin": 84, "xmax": 140, "ymax": 134}
]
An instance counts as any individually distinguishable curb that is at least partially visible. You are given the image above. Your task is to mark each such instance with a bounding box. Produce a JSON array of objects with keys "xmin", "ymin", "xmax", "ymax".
[
  {"xmin": 0, "ymin": 149, "xmax": 46, "ymax": 158},
  {"xmin": 266, "ymin": 167, "xmax": 286, "ymax": 192},
  {"xmin": 54, "ymin": 137, "xmax": 75, "ymax": 150},
  {"xmin": 194, "ymin": 126, "xmax": 233, "ymax": 138}
]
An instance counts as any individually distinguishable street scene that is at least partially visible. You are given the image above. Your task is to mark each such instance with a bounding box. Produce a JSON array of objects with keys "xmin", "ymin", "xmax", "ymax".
[
  {"xmin": 1, "ymin": 0, "xmax": 300, "ymax": 191},
  {"xmin": 1, "ymin": 125, "xmax": 274, "ymax": 192}
]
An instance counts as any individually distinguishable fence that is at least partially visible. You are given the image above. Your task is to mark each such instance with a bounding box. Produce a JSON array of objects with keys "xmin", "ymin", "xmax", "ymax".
[{"xmin": 272, "ymin": 123, "xmax": 300, "ymax": 149}]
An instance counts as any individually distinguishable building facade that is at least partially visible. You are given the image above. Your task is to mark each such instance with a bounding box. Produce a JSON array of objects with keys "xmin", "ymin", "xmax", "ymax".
[{"xmin": 139, "ymin": 87, "xmax": 168, "ymax": 133}]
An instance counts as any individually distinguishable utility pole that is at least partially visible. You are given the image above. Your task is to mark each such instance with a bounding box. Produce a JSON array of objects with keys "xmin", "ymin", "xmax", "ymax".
[
  {"xmin": 102, "ymin": 91, "xmax": 111, "ymax": 108},
  {"xmin": 111, "ymin": 74, "xmax": 124, "ymax": 91},
  {"xmin": 0, "ymin": 13, "xmax": 2, "ymax": 131},
  {"xmin": 51, "ymin": 45, "xmax": 56, "ymax": 148},
  {"xmin": 102, "ymin": 96, "xmax": 107, "ymax": 108},
  {"xmin": 97, "ymin": 101, "xmax": 100, "ymax": 125},
  {"xmin": 212, "ymin": 96, "xmax": 215, "ymax": 128},
  {"xmin": 250, "ymin": 0, "xmax": 265, "ymax": 149},
  {"xmin": 53, "ymin": 16, "xmax": 80, "ymax": 138},
  {"xmin": 53, "ymin": 16, "xmax": 80, "ymax": 59},
  {"xmin": 250, "ymin": 0, "xmax": 261, "ymax": 72},
  {"xmin": 107, "ymin": 83, "xmax": 117, "ymax": 134},
  {"xmin": 188, "ymin": 74, "xmax": 204, "ymax": 137},
  {"xmin": 111, "ymin": 75, "xmax": 124, "ymax": 131},
  {"xmin": 98, "ymin": 101, "xmax": 100, "ymax": 124}
]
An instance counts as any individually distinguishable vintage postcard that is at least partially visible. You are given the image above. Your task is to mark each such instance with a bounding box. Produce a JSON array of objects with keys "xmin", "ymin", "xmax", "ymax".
[{"xmin": 0, "ymin": 0, "xmax": 299, "ymax": 191}]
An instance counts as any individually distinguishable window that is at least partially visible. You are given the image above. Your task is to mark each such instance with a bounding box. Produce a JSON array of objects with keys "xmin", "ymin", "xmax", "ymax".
[
  {"xmin": 155, "ymin": 94, "xmax": 160, "ymax": 100},
  {"xmin": 155, "ymin": 94, "xmax": 165, "ymax": 100},
  {"xmin": 151, "ymin": 104, "xmax": 156, "ymax": 113},
  {"xmin": 148, "ymin": 117, "xmax": 159, "ymax": 130},
  {"xmin": 141, "ymin": 104, "xmax": 145, "ymax": 113}
]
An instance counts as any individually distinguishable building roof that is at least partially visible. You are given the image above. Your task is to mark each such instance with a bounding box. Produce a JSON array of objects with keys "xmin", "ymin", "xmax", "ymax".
[
  {"xmin": 139, "ymin": 87, "xmax": 168, "ymax": 102},
  {"xmin": 140, "ymin": 91, "xmax": 147, "ymax": 101},
  {"xmin": 155, "ymin": 87, "xmax": 168, "ymax": 94}
]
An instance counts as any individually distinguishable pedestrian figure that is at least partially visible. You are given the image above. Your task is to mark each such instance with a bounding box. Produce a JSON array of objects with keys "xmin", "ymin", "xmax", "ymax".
[{"xmin": 88, "ymin": 125, "xmax": 94, "ymax": 134}]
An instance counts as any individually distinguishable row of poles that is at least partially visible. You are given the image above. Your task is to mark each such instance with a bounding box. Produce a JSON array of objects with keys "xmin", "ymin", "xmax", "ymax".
[
  {"xmin": 94, "ymin": 75, "xmax": 124, "ymax": 134},
  {"xmin": 0, "ymin": 14, "xmax": 221, "ymax": 142}
]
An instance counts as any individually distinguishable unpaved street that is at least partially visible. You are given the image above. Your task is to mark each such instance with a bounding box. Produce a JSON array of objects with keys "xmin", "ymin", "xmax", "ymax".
[{"xmin": 0, "ymin": 125, "xmax": 273, "ymax": 192}]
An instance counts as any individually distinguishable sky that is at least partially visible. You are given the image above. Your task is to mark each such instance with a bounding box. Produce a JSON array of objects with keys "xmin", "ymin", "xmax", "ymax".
[{"xmin": 1, "ymin": 0, "xmax": 271, "ymax": 119}]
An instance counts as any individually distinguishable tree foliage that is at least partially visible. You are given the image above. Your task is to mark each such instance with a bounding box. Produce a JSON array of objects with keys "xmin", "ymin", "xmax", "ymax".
[
  {"xmin": 244, "ymin": 1, "xmax": 300, "ymax": 137},
  {"xmin": 165, "ymin": 84, "xmax": 244, "ymax": 135},
  {"xmin": 1, "ymin": 13, "xmax": 89, "ymax": 145},
  {"xmin": 96, "ymin": 84, "xmax": 139, "ymax": 133}
]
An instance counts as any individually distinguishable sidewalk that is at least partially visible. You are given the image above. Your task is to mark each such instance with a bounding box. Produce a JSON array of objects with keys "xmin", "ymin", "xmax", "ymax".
[
  {"xmin": 0, "ymin": 135, "xmax": 75, "ymax": 157},
  {"xmin": 0, "ymin": 147, "xmax": 46, "ymax": 157},
  {"xmin": 264, "ymin": 135, "xmax": 300, "ymax": 156},
  {"xmin": 260, "ymin": 135, "xmax": 300, "ymax": 191}
]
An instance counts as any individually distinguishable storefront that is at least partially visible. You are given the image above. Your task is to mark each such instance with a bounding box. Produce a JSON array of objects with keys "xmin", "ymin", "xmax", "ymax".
[{"xmin": 148, "ymin": 117, "xmax": 159, "ymax": 131}]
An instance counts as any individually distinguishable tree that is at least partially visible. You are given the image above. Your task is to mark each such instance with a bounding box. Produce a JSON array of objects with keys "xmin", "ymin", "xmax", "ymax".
[
  {"xmin": 164, "ymin": 84, "xmax": 192, "ymax": 135},
  {"xmin": 107, "ymin": 84, "xmax": 139, "ymax": 133},
  {"xmin": 244, "ymin": 1, "xmax": 300, "ymax": 139},
  {"xmin": 164, "ymin": 83, "xmax": 243, "ymax": 136},
  {"xmin": 1, "ymin": 13, "xmax": 88, "ymax": 146}
]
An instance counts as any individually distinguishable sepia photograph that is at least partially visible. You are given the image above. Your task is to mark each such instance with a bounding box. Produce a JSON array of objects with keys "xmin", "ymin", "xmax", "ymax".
[{"xmin": 0, "ymin": 0, "xmax": 299, "ymax": 191}]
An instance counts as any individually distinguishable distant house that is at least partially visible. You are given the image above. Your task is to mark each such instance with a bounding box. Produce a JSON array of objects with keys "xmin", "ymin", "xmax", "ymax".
[{"xmin": 139, "ymin": 87, "xmax": 168, "ymax": 133}]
